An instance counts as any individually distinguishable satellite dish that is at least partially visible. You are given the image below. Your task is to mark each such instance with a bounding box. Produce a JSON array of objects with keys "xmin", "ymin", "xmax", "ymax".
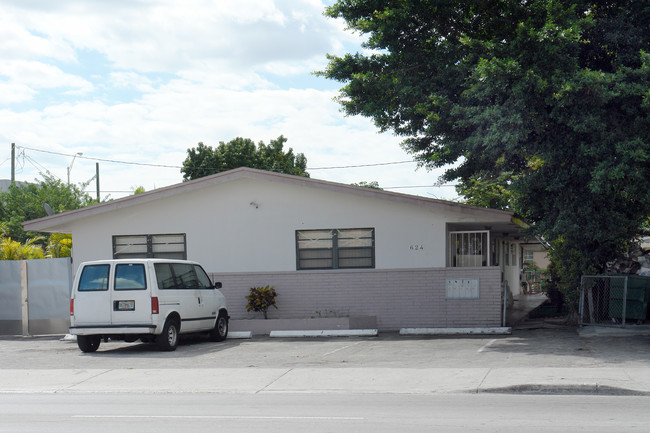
[{"xmin": 43, "ymin": 203, "xmax": 55, "ymax": 216}]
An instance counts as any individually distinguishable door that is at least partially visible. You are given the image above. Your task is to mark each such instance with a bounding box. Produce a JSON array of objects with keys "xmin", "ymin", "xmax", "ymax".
[
  {"xmin": 110, "ymin": 263, "xmax": 152, "ymax": 326},
  {"xmin": 194, "ymin": 264, "xmax": 218, "ymax": 330},
  {"xmin": 155, "ymin": 263, "xmax": 202, "ymax": 333},
  {"xmin": 72, "ymin": 264, "xmax": 112, "ymax": 326}
]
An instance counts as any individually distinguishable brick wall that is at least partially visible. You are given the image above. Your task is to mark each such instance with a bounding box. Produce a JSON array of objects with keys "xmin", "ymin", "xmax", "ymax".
[{"xmin": 209, "ymin": 267, "xmax": 503, "ymax": 330}]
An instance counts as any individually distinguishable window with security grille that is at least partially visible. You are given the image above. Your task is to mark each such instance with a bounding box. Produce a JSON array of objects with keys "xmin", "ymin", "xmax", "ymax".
[
  {"xmin": 113, "ymin": 234, "xmax": 187, "ymax": 260},
  {"xmin": 448, "ymin": 230, "xmax": 490, "ymax": 267},
  {"xmin": 296, "ymin": 228, "xmax": 375, "ymax": 270}
]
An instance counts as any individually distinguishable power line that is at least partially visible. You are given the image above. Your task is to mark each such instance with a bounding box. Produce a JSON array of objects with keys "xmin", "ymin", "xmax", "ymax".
[
  {"xmin": 12, "ymin": 144, "xmax": 457, "ymax": 195},
  {"xmin": 17, "ymin": 145, "xmax": 180, "ymax": 169},
  {"xmin": 308, "ymin": 160, "xmax": 414, "ymax": 170},
  {"xmin": 385, "ymin": 184, "xmax": 456, "ymax": 189},
  {"xmin": 16, "ymin": 144, "xmax": 417, "ymax": 172}
]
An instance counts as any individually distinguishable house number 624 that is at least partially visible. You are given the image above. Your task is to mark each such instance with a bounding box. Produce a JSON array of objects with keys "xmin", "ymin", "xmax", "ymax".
[{"xmin": 410, "ymin": 245, "xmax": 424, "ymax": 251}]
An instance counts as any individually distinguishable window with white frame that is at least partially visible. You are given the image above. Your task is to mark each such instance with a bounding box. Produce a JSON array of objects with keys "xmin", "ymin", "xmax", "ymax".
[
  {"xmin": 113, "ymin": 234, "xmax": 187, "ymax": 260},
  {"xmin": 448, "ymin": 230, "xmax": 490, "ymax": 267},
  {"xmin": 296, "ymin": 228, "xmax": 375, "ymax": 270}
]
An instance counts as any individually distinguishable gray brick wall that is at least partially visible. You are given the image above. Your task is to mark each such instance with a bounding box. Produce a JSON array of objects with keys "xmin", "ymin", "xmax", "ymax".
[{"xmin": 209, "ymin": 267, "xmax": 503, "ymax": 330}]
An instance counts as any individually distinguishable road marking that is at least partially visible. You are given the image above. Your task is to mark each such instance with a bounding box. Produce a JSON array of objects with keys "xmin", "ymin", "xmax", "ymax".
[
  {"xmin": 322, "ymin": 341, "xmax": 362, "ymax": 357},
  {"xmin": 73, "ymin": 415, "xmax": 364, "ymax": 421},
  {"xmin": 477, "ymin": 339, "xmax": 497, "ymax": 353}
]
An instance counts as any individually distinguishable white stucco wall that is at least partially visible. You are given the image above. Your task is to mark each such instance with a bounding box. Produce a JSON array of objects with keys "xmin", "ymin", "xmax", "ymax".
[{"xmin": 68, "ymin": 177, "xmax": 510, "ymax": 274}]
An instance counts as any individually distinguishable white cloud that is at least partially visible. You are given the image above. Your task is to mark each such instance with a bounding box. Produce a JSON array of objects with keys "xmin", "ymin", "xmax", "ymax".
[
  {"xmin": 0, "ymin": 82, "xmax": 36, "ymax": 104},
  {"xmin": 0, "ymin": 0, "xmax": 458, "ymax": 201},
  {"xmin": 0, "ymin": 61, "xmax": 94, "ymax": 96},
  {"xmin": 3, "ymin": 0, "xmax": 346, "ymax": 75},
  {"xmin": 0, "ymin": 16, "xmax": 76, "ymax": 62}
]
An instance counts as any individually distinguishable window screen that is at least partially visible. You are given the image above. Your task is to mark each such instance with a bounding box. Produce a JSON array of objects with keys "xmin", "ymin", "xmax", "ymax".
[
  {"xmin": 296, "ymin": 228, "xmax": 374, "ymax": 270},
  {"xmin": 113, "ymin": 234, "xmax": 186, "ymax": 260}
]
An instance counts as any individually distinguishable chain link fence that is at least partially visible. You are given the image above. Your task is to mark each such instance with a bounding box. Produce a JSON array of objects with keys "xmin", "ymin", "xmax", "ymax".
[{"xmin": 580, "ymin": 275, "xmax": 650, "ymax": 327}]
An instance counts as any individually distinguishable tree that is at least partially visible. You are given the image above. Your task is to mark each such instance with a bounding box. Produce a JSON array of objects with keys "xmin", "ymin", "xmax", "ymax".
[
  {"xmin": 351, "ymin": 181, "xmax": 382, "ymax": 190},
  {"xmin": 0, "ymin": 173, "xmax": 94, "ymax": 245},
  {"xmin": 46, "ymin": 233, "xmax": 72, "ymax": 258},
  {"xmin": 454, "ymin": 171, "xmax": 517, "ymax": 211},
  {"xmin": 0, "ymin": 223, "xmax": 45, "ymax": 260},
  {"xmin": 320, "ymin": 1, "xmax": 650, "ymax": 309},
  {"xmin": 181, "ymin": 136, "xmax": 309, "ymax": 181}
]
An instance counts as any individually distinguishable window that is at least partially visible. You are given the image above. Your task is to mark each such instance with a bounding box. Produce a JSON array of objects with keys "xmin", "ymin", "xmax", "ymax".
[
  {"xmin": 448, "ymin": 231, "xmax": 489, "ymax": 267},
  {"xmin": 154, "ymin": 263, "xmax": 212, "ymax": 290},
  {"xmin": 523, "ymin": 250, "xmax": 534, "ymax": 262},
  {"xmin": 296, "ymin": 228, "xmax": 375, "ymax": 270},
  {"xmin": 113, "ymin": 234, "xmax": 186, "ymax": 260},
  {"xmin": 114, "ymin": 264, "xmax": 147, "ymax": 290},
  {"xmin": 78, "ymin": 265, "xmax": 110, "ymax": 291}
]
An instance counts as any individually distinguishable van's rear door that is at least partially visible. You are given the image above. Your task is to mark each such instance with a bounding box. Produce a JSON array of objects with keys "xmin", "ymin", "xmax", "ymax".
[
  {"xmin": 110, "ymin": 263, "xmax": 152, "ymax": 326},
  {"xmin": 73, "ymin": 263, "xmax": 112, "ymax": 326}
]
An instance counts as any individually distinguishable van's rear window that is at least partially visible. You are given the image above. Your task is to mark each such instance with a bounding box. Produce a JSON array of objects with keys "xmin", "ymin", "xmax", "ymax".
[
  {"xmin": 78, "ymin": 265, "xmax": 110, "ymax": 291},
  {"xmin": 115, "ymin": 264, "xmax": 147, "ymax": 290}
]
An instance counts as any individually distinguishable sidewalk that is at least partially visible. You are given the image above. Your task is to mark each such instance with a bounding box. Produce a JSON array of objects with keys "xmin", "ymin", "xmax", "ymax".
[{"xmin": 1, "ymin": 367, "xmax": 649, "ymax": 395}]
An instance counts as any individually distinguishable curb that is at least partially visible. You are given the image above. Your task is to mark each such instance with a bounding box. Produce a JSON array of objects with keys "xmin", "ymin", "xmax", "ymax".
[
  {"xmin": 400, "ymin": 327, "xmax": 512, "ymax": 335},
  {"xmin": 269, "ymin": 329, "xmax": 378, "ymax": 338},
  {"xmin": 478, "ymin": 384, "xmax": 650, "ymax": 396},
  {"xmin": 228, "ymin": 331, "xmax": 252, "ymax": 339}
]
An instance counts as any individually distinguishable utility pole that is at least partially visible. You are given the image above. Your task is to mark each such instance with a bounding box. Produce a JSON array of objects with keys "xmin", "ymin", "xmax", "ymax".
[
  {"xmin": 11, "ymin": 143, "xmax": 15, "ymax": 184},
  {"xmin": 96, "ymin": 163, "xmax": 100, "ymax": 202}
]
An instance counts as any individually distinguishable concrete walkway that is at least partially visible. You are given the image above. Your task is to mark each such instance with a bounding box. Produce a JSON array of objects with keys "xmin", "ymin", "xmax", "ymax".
[
  {"xmin": 1, "ymin": 367, "xmax": 649, "ymax": 395},
  {"xmin": 506, "ymin": 293, "xmax": 548, "ymax": 327}
]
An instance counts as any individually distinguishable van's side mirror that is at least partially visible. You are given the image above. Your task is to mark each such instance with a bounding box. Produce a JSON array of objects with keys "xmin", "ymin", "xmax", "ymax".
[{"xmin": 214, "ymin": 282, "xmax": 222, "ymax": 289}]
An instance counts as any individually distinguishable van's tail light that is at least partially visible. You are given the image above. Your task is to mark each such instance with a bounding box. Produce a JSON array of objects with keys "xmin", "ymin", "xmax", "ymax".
[
  {"xmin": 151, "ymin": 297, "xmax": 159, "ymax": 314},
  {"xmin": 70, "ymin": 299, "xmax": 74, "ymax": 316}
]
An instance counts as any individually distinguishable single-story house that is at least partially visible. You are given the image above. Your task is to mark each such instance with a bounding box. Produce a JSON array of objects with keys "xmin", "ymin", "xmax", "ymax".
[{"xmin": 23, "ymin": 167, "xmax": 533, "ymax": 331}]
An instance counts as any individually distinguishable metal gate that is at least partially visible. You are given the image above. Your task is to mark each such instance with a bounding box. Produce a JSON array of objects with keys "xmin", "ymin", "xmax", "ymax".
[{"xmin": 580, "ymin": 275, "xmax": 650, "ymax": 328}]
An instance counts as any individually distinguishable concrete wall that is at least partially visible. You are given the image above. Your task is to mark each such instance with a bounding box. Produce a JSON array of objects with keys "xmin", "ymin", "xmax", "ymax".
[
  {"xmin": 0, "ymin": 258, "xmax": 71, "ymax": 336},
  {"xmin": 211, "ymin": 266, "xmax": 503, "ymax": 330}
]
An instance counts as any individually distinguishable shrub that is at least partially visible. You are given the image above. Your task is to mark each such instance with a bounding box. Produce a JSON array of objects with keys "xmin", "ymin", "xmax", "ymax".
[{"xmin": 245, "ymin": 285, "xmax": 277, "ymax": 319}]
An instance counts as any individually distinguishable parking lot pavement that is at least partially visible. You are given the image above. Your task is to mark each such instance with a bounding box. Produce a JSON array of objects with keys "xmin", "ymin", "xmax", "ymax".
[{"xmin": 1, "ymin": 329, "xmax": 649, "ymax": 395}]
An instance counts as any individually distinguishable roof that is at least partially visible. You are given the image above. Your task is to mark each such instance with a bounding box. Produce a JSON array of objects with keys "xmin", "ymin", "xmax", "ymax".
[{"xmin": 22, "ymin": 167, "xmax": 519, "ymax": 233}]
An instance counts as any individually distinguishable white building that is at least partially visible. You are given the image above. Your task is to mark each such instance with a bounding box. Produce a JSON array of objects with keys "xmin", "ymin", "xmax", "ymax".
[{"xmin": 24, "ymin": 167, "xmax": 532, "ymax": 330}]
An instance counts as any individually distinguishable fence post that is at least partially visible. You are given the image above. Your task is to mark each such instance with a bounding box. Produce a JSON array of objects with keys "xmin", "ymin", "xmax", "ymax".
[
  {"xmin": 502, "ymin": 280, "xmax": 508, "ymax": 327},
  {"xmin": 621, "ymin": 276, "xmax": 628, "ymax": 328},
  {"xmin": 579, "ymin": 276, "xmax": 584, "ymax": 327},
  {"xmin": 20, "ymin": 260, "xmax": 29, "ymax": 336}
]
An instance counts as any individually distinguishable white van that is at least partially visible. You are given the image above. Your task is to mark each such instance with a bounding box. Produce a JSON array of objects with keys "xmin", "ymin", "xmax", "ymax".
[{"xmin": 69, "ymin": 259, "xmax": 228, "ymax": 352}]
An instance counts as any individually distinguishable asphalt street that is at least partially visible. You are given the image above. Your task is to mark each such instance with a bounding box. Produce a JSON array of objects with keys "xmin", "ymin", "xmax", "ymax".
[
  {"xmin": 0, "ymin": 328, "xmax": 649, "ymax": 395},
  {"xmin": 2, "ymin": 393, "xmax": 650, "ymax": 433}
]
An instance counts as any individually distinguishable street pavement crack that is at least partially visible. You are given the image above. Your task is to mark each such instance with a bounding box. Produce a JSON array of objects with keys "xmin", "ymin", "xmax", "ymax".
[
  {"xmin": 476, "ymin": 368, "xmax": 492, "ymax": 393},
  {"xmin": 257, "ymin": 368, "xmax": 293, "ymax": 394},
  {"xmin": 57, "ymin": 369, "xmax": 113, "ymax": 393}
]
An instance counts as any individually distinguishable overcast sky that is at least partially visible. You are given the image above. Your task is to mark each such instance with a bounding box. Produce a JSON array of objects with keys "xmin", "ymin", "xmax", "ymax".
[{"xmin": 0, "ymin": 0, "xmax": 458, "ymax": 200}]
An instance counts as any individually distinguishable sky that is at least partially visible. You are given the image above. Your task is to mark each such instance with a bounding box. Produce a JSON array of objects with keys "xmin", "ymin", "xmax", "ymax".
[{"xmin": 0, "ymin": 0, "xmax": 458, "ymax": 201}]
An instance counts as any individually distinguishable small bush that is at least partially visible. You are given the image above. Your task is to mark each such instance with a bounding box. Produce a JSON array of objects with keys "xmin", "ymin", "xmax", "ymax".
[{"xmin": 245, "ymin": 285, "xmax": 277, "ymax": 319}]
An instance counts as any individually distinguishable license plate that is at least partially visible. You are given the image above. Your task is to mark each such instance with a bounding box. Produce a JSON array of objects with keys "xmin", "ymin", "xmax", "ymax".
[{"xmin": 116, "ymin": 300, "xmax": 135, "ymax": 311}]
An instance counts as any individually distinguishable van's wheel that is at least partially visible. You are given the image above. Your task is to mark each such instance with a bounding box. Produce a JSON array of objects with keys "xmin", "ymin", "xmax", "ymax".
[
  {"xmin": 77, "ymin": 335, "xmax": 101, "ymax": 353},
  {"xmin": 209, "ymin": 311, "xmax": 228, "ymax": 342},
  {"xmin": 157, "ymin": 319, "xmax": 179, "ymax": 351}
]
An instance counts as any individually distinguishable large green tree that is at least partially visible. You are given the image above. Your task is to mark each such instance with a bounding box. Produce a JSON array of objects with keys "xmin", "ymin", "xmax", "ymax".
[
  {"xmin": 320, "ymin": 1, "xmax": 650, "ymax": 307},
  {"xmin": 0, "ymin": 174, "xmax": 94, "ymax": 245},
  {"xmin": 181, "ymin": 136, "xmax": 309, "ymax": 181}
]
